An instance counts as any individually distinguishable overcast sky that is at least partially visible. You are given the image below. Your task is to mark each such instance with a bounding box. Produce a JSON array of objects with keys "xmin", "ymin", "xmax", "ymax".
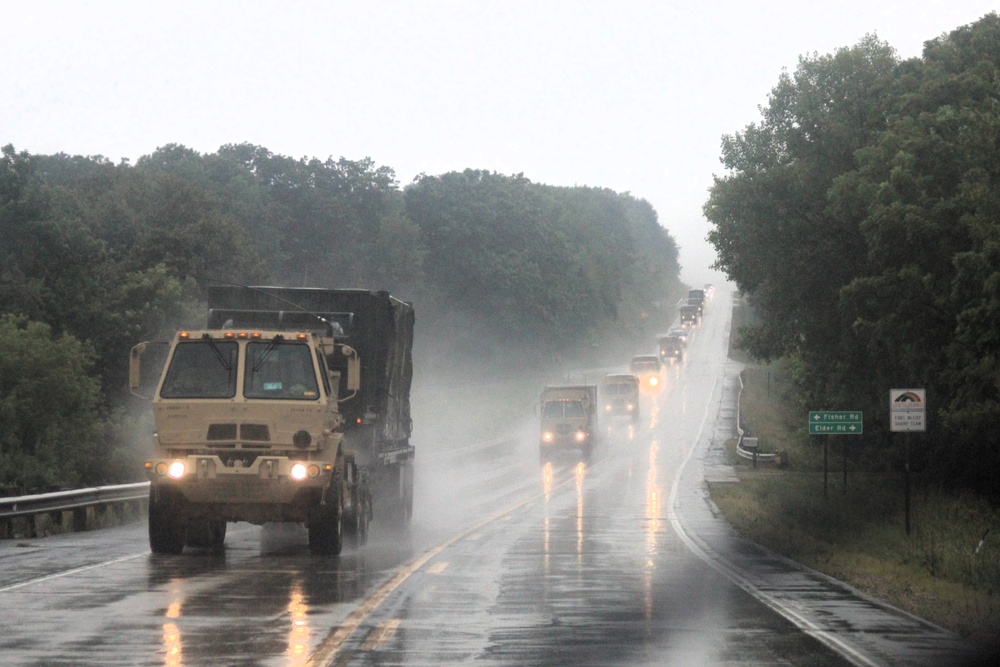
[{"xmin": 4, "ymin": 2, "xmax": 997, "ymax": 288}]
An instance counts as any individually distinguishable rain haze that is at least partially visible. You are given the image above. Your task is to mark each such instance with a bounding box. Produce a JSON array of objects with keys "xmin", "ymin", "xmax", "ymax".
[{"xmin": 4, "ymin": 1, "xmax": 996, "ymax": 289}]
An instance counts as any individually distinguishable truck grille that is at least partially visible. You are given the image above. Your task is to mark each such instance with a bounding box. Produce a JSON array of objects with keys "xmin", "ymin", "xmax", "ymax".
[
  {"xmin": 207, "ymin": 423, "xmax": 238, "ymax": 440},
  {"xmin": 240, "ymin": 424, "xmax": 270, "ymax": 441},
  {"xmin": 206, "ymin": 423, "xmax": 271, "ymax": 442}
]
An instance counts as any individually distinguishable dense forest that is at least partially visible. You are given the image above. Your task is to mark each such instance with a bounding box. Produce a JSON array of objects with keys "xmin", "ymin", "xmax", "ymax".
[
  {"xmin": 706, "ymin": 13, "xmax": 1000, "ymax": 496},
  {"xmin": 0, "ymin": 144, "xmax": 683, "ymax": 490}
]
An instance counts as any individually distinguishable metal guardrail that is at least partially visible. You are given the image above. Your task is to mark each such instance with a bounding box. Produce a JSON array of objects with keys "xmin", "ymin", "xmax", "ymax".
[
  {"xmin": 0, "ymin": 482, "xmax": 150, "ymax": 538},
  {"xmin": 734, "ymin": 370, "xmax": 777, "ymax": 463},
  {"xmin": 0, "ymin": 482, "xmax": 150, "ymax": 519}
]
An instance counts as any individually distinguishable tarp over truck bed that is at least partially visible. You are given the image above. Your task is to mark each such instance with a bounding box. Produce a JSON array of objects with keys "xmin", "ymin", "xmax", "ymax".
[{"xmin": 205, "ymin": 286, "xmax": 414, "ymax": 453}]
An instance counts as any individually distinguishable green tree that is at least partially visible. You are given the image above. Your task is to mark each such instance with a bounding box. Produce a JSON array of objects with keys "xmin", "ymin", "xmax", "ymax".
[
  {"xmin": 0, "ymin": 316, "xmax": 106, "ymax": 489},
  {"xmin": 705, "ymin": 35, "xmax": 901, "ymax": 402},
  {"xmin": 837, "ymin": 14, "xmax": 1000, "ymax": 490}
]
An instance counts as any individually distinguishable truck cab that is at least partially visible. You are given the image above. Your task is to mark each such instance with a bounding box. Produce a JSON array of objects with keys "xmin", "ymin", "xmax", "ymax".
[
  {"xmin": 600, "ymin": 373, "xmax": 640, "ymax": 423},
  {"xmin": 539, "ymin": 385, "xmax": 598, "ymax": 461},
  {"xmin": 132, "ymin": 327, "xmax": 360, "ymax": 555},
  {"xmin": 630, "ymin": 354, "xmax": 664, "ymax": 392}
]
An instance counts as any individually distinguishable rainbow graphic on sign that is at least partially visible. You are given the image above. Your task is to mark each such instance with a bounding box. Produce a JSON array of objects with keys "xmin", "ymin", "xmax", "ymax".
[{"xmin": 892, "ymin": 391, "xmax": 922, "ymax": 404}]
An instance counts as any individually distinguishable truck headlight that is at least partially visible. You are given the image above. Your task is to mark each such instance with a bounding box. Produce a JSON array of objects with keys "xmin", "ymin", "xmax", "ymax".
[
  {"xmin": 575, "ymin": 431, "xmax": 587, "ymax": 442},
  {"xmin": 541, "ymin": 431, "xmax": 554, "ymax": 442},
  {"xmin": 649, "ymin": 376, "xmax": 658, "ymax": 386},
  {"xmin": 290, "ymin": 463, "xmax": 308, "ymax": 481},
  {"xmin": 167, "ymin": 460, "xmax": 186, "ymax": 479}
]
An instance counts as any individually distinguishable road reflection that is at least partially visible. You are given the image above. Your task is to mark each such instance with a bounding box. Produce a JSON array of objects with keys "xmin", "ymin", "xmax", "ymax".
[
  {"xmin": 285, "ymin": 579, "xmax": 310, "ymax": 665},
  {"xmin": 161, "ymin": 588, "xmax": 183, "ymax": 667},
  {"xmin": 645, "ymin": 440, "xmax": 660, "ymax": 620}
]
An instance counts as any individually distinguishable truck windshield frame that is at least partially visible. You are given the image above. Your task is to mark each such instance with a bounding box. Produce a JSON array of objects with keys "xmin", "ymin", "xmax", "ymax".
[
  {"xmin": 244, "ymin": 341, "xmax": 320, "ymax": 400},
  {"xmin": 160, "ymin": 341, "xmax": 238, "ymax": 399}
]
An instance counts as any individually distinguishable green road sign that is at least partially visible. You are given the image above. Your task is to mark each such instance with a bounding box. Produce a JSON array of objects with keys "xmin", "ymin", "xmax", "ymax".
[{"xmin": 808, "ymin": 411, "xmax": 863, "ymax": 434}]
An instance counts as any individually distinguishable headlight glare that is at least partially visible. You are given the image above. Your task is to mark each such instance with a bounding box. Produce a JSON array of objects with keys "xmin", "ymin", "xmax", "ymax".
[{"xmin": 167, "ymin": 460, "xmax": 186, "ymax": 479}]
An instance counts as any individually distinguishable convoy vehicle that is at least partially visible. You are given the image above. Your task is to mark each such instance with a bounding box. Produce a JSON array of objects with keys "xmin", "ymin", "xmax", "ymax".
[
  {"xmin": 679, "ymin": 305, "xmax": 701, "ymax": 328},
  {"xmin": 687, "ymin": 288, "xmax": 706, "ymax": 316},
  {"xmin": 600, "ymin": 373, "xmax": 640, "ymax": 422},
  {"xmin": 629, "ymin": 354, "xmax": 664, "ymax": 391},
  {"xmin": 657, "ymin": 334, "xmax": 684, "ymax": 364},
  {"xmin": 539, "ymin": 385, "xmax": 599, "ymax": 460},
  {"xmin": 130, "ymin": 286, "xmax": 415, "ymax": 556},
  {"xmin": 667, "ymin": 327, "xmax": 688, "ymax": 345}
]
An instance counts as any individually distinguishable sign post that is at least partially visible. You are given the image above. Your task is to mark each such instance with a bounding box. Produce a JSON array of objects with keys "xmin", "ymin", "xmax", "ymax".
[
  {"xmin": 808, "ymin": 411, "xmax": 863, "ymax": 497},
  {"xmin": 890, "ymin": 389, "xmax": 926, "ymax": 535}
]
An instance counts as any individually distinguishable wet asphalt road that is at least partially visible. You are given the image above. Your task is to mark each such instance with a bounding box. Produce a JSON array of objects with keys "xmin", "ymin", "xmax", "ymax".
[{"xmin": 0, "ymin": 294, "xmax": 988, "ymax": 666}]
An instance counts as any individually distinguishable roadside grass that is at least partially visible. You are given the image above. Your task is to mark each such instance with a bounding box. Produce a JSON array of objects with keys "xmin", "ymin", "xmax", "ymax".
[{"xmin": 709, "ymin": 363, "xmax": 1000, "ymax": 646}]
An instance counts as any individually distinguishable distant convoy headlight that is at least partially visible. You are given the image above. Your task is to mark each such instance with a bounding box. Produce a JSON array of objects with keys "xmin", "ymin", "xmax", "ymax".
[
  {"xmin": 605, "ymin": 404, "xmax": 613, "ymax": 412},
  {"xmin": 574, "ymin": 430, "xmax": 587, "ymax": 442},
  {"xmin": 290, "ymin": 463, "xmax": 308, "ymax": 481},
  {"xmin": 167, "ymin": 460, "xmax": 186, "ymax": 479},
  {"xmin": 541, "ymin": 431, "xmax": 555, "ymax": 443},
  {"xmin": 626, "ymin": 403, "xmax": 635, "ymax": 412}
]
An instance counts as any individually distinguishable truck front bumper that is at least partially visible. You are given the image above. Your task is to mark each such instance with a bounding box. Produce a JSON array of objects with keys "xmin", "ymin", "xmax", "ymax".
[{"xmin": 146, "ymin": 454, "xmax": 333, "ymax": 506}]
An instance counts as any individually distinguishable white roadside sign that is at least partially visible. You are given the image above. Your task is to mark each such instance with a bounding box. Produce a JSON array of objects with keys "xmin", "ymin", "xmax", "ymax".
[{"xmin": 890, "ymin": 388, "xmax": 926, "ymax": 432}]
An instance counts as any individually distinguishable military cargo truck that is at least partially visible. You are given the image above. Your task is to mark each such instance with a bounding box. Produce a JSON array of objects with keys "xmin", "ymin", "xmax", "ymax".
[
  {"xmin": 600, "ymin": 373, "xmax": 640, "ymax": 423},
  {"xmin": 539, "ymin": 385, "xmax": 598, "ymax": 460},
  {"xmin": 130, "ymin": 286, "xmax": 414, "ymax": 556}
]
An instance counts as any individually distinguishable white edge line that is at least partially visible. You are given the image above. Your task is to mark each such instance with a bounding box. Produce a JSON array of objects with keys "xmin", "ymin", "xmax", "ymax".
[{"xmin": 667, "ymin": 372, "xmax": 886, "ymax": 667}]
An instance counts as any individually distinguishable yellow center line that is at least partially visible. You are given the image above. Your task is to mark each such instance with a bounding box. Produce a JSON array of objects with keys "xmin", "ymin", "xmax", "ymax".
[{"xmin": 359, "ymin": 619, "xmax": 401, "ymax": 651}]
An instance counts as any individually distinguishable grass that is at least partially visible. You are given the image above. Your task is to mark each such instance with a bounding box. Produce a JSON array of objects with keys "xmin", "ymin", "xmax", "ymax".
[{"xmin": 709, "ymin": 362, "xmax": 1000, "ymax": 647}]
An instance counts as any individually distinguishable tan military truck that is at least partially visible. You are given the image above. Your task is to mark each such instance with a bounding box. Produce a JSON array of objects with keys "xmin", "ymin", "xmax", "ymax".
[
  {"xmin": 539, "ymin": 385, "xmax": 598, "ymax": 461},
  {"xmin": 600, "ymin": 373, "xmax": 640, "ymax": 423},
  {"xmin": 130, "ymin": 287, "xmax": 414, "ymax": 556}
]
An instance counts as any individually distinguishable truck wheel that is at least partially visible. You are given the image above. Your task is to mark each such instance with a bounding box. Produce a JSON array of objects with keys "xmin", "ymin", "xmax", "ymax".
[
  {"xmin": 308, "ymin": 491, "xmax": 343, "ymax": 556},
  {"xmin": 148, "ymin": 487, "xmax": 185, "ymax": 555},
  {"xmin": 186, "ymin": 519, "xmax": 227, "ymax": 549}
]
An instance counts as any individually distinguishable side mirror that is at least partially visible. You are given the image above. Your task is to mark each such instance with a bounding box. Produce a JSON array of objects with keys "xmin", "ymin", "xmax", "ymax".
[
  {"xmin": 129, "ymin": 342, "xmax": 148, "ymax": 398},
  {"xmin": 342, "ymin": 345, "xmax": 361, "ymax": 392}
]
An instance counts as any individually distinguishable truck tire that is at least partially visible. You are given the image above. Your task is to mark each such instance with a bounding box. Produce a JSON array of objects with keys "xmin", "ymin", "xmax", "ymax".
[
  {"xmin": 186, "ymin": 518, "xmax": 227, "ymax": 549},
  {"xmin": 308, "ymin": 488, "xmax": 343, "ymax": 556},
  {"xmin": 148, "ymin": 487, "xmax": 185, "ymax": 555}
]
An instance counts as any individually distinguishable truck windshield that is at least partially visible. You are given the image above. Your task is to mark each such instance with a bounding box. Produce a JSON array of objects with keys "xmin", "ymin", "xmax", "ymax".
[
  {"xmin": 244, "ymin": 342, "xmax": 320, "ymax": 400},
  {"xmin": 160, "ymin": 341, "xmax": 238, "ymax": 399},
  {"xmin": 543, "ymin": 400, "xmax": 585, "ymax": 418}
]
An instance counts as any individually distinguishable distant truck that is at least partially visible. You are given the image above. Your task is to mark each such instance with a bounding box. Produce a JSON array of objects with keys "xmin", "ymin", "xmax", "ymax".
[
  {"xmin": 600, "ymin": 373, "xmax": 640, "ymax": 423},
  {"xmin": 130, "ymin": 286, "xmax": 415, "ymax": 556},
  {"xmin": 630, "ymin": 354, "xmax": 664, "ymax": 391},
  {"xmin": 657, "ymin": 334, "xmax": 684, "ymax": 364},
  {"xmin": 539, "ymin": 385, "xmax": 599, "ymax": 460},
  {"xmin": 679, "ymin": 304, "xmax": 701, "ymax": 328}
]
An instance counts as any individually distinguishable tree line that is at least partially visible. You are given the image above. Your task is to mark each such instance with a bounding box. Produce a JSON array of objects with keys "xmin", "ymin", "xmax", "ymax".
[
  {"xmin": 0, "ymin": 144, "xmax": 682, "ymax": 490},
  {"xmin": 706, "ymin": 13, "xmax": 1000, "ymax": 496}
]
